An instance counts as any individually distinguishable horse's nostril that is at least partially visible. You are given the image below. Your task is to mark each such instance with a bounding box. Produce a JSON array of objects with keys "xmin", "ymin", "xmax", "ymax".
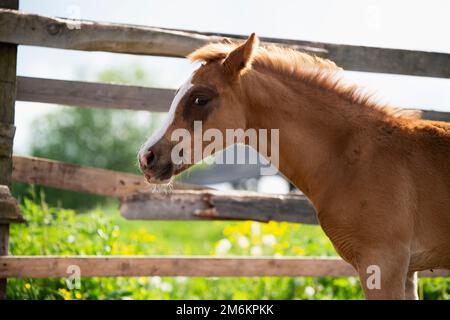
[{"xmin": 143, "ymin": 149, "xmax": 156, "ymax": 168}]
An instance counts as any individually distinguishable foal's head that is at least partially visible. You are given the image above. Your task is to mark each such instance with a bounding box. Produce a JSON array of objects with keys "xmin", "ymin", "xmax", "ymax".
[{"xmin": 138, "ymin": 34, "xmax": 259, "ymax": 182}]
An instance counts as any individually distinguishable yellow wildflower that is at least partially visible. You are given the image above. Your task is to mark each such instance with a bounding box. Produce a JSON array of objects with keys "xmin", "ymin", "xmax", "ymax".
[
  {"xmin": 58, "ymin": 288, "xmax": 71, "ymax": 300},
  {"xmin": 292, "ymin": 246, "xmax": 305, "ymax": 256},
  {"xmin": 111, "ymin": 229, "xmax": 120, "ymax": 238}
]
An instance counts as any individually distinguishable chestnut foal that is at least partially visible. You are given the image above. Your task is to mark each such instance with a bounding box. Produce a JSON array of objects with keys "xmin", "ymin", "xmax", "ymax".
[{"xmin": 138, "ymin": 34, "xmax": 450, "ymax": 299}]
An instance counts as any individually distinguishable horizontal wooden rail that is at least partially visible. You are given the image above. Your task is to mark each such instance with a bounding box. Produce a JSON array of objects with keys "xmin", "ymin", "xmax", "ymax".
[
  {"xmin": 166, "ymin": 28, "xmax": 450, "ymax": 79},
  {"xmin": 0, "ymin": 256, "xmax": 447, "ymax": 278},
  {"xmin": 12, "ymin": 156, "xmax": 317, "ymax": 224},
  {"xmin": 0, "ymin": 9, "xmax": 218, "ymax": 57},
  {"xmin": 16, "ymin": 76, "xmax": 174, "ymax": 112},
  {"xmin": 421, "ymin": 110, "xmax": 450, "ymax": 122},
  {"xmin": 121, "ymin": 190, "xmax": 318, "ymax": 224},
  {"xmin": 12, "ymin": 155, "xmax": 205, "ymax": 198},
  {"xmin": 15, "ymin": 77, "xmax": 450, "ymax": 122},
  {"xmin": 1, "ymin": 9, "xmax": 450, "ymax": 77}
]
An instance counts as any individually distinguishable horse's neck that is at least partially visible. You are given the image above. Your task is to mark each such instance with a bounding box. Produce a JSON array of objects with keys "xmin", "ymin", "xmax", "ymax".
[{"xmin": 243, "ymin": 72, "xmax": 373, "ymax": 203}]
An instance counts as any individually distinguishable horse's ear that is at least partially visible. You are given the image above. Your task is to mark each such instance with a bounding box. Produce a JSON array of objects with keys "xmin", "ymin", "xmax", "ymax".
[{"xmin": 223, "ymin": 33, "xmax": 259, "ymax": 78}]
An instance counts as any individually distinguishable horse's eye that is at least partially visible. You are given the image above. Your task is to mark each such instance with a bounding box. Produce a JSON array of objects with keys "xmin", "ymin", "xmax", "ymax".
[{"xmin": 194, "ymin": 96, "xmax": 209, "ymax": 106}]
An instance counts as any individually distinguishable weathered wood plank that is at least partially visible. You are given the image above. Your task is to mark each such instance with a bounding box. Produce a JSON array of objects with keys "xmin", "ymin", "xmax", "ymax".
[
  {"xmin": 0, "ymin": 0, "xmax": 18, "ymax": 300},
  {"xmin": 166, "ymin": 28, "xmax": 450, "ymax": 78},
  {"xmin": 16, "ymin": 77, "xmax": 450, "ymax": 123},
  {"xmin": 121, "ymin": 189, "xmax": 318, "ymax": 224},
  {"xmin": 0, "ymin": 185, "xmax": 23, "ymax": 223},
  {"xmin": 0, "ymin": 9, "xmax": 214, "ymax": 57},
  {"xmin": 12, "ymin": 156, "xmax": 316, "ymax": 223},
  {"xmin": 0, "ymin": 224, "xmax": 8, "ymax": 298},
  {"xmin": 421, "ymin": 110, "xmax": 450, "ymax": 122},
  {"xmin": 0, "ymin": 256, "xmax": 447, "ymax": 278},
  {"xmin": 16, "ymin": 76, "xmax": 175, "ymax": 112},
  {"xmin": 12, "ymin": 155, "xmax": 207, "ymax": 198},
  {"xmin": 1, "ymin": 9, "xmax": 450, "ymax": 77},
  {"xmin": 0, "ymin": 10, "xmax": 17, "ymax": 196}
]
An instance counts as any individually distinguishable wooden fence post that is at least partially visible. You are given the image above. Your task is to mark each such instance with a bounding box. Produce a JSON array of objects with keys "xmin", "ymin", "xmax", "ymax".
[{"xmin": 0, "ymin": 0, "xmax": 19, "ymax": 300}]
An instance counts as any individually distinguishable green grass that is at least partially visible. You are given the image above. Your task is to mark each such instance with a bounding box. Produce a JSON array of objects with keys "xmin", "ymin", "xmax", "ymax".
[{"xmin": 6, "ymin": 197, "xmax": 449, "ymax": 300}]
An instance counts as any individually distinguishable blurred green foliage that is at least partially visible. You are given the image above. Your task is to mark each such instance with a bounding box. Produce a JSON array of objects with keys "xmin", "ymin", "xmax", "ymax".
[
  {"xmin": 13, "ymin": 66, "xmax": 161, "ymax": 208},
  {"xmin": 8, "ymin": 194, "xmax": 449, "ymax": 300}
]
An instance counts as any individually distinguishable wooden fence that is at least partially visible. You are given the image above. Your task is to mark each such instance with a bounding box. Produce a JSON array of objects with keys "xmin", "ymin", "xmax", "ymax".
[{"xmin": 0, "ymin": 3, "xmax": 449, "ymax": 299}]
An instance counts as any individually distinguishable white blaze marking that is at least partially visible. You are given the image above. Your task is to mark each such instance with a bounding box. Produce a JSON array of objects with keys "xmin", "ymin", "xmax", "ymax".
[{"xmin": 140, "ymin": 74, "xmax": 193, "ymax": 155}]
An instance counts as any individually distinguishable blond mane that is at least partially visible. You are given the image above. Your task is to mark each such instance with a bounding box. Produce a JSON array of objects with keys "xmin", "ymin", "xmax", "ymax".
[{"xmin": 189, "ymin": 41, "xmax": 421, "ymax": 121}]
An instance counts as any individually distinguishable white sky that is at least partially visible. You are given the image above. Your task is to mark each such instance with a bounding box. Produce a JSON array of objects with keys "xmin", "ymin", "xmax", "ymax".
[{"xmin": 14, "ymin": 0, "xmax": 450, "ymax": 154}]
